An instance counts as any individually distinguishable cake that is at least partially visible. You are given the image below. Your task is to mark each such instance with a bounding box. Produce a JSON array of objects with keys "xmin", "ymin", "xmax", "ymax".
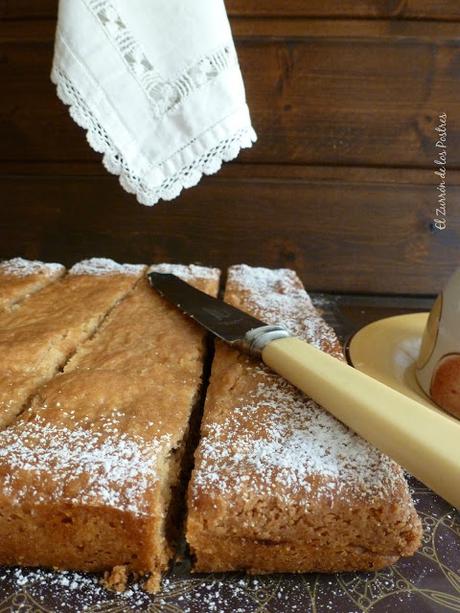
[
  {"xmin": 0, "ymin": 263, "xmax": 220, "ymax": 592},
  {"xmin": 0, "ymin": 257, "xmax": 65, "ymax": 311},
  {"xmin": 0, "ymin": 258, "xmax": 143, "ymax": 429},
  {"xmin": 186, "ymin": 264, "xmax": 422, "ymax": 573}
]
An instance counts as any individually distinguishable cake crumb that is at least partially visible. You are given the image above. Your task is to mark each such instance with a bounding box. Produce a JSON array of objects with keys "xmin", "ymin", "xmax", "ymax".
[
  {"xmin": 144, "ymin": 572, "xmax": 161, "ymax": 593},
  {"xmin": 102, "ymin": 565, "xmax": 128, "ymax": 592}
]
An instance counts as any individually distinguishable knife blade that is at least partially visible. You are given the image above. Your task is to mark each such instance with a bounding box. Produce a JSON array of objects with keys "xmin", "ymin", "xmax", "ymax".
[
  {"xmin": 148, "ymin": 271, "xmax": 291, "ymax": 353},
  {"xmin": 148, "ymin": 271, "xmax": 460, "ymax": 510}
]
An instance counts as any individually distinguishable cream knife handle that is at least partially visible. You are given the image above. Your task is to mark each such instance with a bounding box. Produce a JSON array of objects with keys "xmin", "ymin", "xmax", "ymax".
[{"xmin": 262, "ymin": 336, "xmax": 460, "ymax": 509}]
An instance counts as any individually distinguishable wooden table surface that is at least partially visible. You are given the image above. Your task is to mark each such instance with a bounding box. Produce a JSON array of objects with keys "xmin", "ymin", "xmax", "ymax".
[{"xmin": 312, "ymin": 292, "xmax": 434, "ymax": 344}]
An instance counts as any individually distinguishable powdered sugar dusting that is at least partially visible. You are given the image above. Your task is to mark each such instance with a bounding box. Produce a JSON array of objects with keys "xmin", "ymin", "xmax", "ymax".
[
  {"xmin": 192, "ymin": 264, "xmax": 402, "ymax": 506},
  {"xmin": 69, "ymin": 258, "xmax": 144, "ymax": 276},
  {"xmin": 0, "ymin": 543, "xmax": 448, "ymax": 612},
  {"xmin": 150, "ymin": 263, "xmax": 220, "ymax": 283},
  {"xmin": 194, "ymin": 369, "xmax": 400, "ymax": 503},
  {"xmin": 0, "ymin": 257, "xmax": 65, "ymax": 277},
  {"xmin": 0, "ymin": 566, "xmax": 155, "ymax": 611},
  {"xmin": 0, "ymin": 567, "xmax": 342, "ymax": 612},
  {"xmin": 228, "ymin": 264, "xmax": 342, "ymax": 357},
  {"xmin": 0, "ymin": 415, "xmax": 170, "ymax": 515}
]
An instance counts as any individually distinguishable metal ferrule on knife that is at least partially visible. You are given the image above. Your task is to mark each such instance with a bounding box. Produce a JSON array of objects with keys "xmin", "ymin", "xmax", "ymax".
[{"xmin": 238, "ymin": 324, "xmax": 291, "ymax": 356}]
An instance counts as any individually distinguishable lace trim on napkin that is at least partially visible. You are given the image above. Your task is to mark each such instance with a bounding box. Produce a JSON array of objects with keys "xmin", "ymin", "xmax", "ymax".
[
  {"xmin": 52, "ymin": 67, "xmax": 256, "ymax": 206},
  {"xmin": 87, "ymin": 0, "xmax": 237, "ymax": 119}
]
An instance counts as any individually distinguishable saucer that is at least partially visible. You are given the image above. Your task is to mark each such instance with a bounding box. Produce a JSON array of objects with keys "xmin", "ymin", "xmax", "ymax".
[{"xmin": 345, "ymin": 312, "xmax": 458, "ymax": 421}]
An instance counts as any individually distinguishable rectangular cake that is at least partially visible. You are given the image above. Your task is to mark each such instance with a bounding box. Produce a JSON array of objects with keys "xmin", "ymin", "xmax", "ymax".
[
  {"xmin": 0, "ymin": 258, "xmax": 143, "ymax": 429},
  {"xmin": 0, "ymin": 263, "xmax": 219, "ymax": 592},
  {"xmin": 186, "ymin": 265, "xmax": 422, "ymax": 572},
  {"xmin": 0, "ymin": 257, "xmax": 65, "ymax": 311}
]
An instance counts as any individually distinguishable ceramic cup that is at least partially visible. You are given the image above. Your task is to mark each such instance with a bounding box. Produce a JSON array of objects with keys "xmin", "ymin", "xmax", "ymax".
[{"xmin": 416, "ymin": 267, "xmax": 460, "ymax": 419}]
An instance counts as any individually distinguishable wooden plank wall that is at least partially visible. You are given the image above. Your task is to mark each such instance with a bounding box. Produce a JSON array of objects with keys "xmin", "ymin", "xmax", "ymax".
[{"xmin": 1, "ymin": 1, "xmax": 459, "ymax": 294}]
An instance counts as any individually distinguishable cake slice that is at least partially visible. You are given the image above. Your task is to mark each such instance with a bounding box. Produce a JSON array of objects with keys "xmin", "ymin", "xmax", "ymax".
[
  {"xmin": 0, "ymin": 258, "xmax": 143, "ymax": 429},
  {"xmin": 0, "ymin": 264, "xmax": 219, "ymax": 591},
  {"xmin": 186, "ymin": 264, "xmax": 422, "ymax": 573},
  {"xmin": 0, "ymin": 257, "xmax": 65, "ymax": 311}
]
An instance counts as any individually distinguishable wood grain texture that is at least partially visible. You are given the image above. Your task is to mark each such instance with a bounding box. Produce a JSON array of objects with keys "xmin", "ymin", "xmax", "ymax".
[
  {"xmin": 1, "ymin": 19, "xmax": 459, "ymax": 168},
  {"xmin": 2, "ymin": 0, "xmax": 460, "ymax": 21},
  {"xmin": 235, "ymin": 19, "xmax": 460, "ymax": 168},
  {"xmin": 1, "ymin": 5, "xmax": 459, "ymax": 296},
  {"xmin": 0, "ymin": 166, "xmax": 457, "ymax": 295},
  {"xmin": 227, "ymin": 1, "xmax": 460, "ymax": 20},
  {"xmin": 0, "ymin": 0, "xmax": 55, "ymax": 19}
]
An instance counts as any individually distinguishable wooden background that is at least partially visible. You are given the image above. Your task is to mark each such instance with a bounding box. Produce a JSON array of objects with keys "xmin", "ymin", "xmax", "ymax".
[{"xmin": 1, "ymin": 0, "xmax": 459, "ymax": 294}]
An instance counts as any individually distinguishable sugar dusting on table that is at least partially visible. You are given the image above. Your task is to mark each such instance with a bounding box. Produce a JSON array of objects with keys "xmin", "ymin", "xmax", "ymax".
[
  {"xmin": 0, "ymin": 566, "xmax": 352, "ymax": 612},
  {"xmin": 0, "ymin": 258, "xmax": 65, "ymax": 277},
  {"xmin": 0, "ymin": 566, "xmax": 152, "ymax": 612}
]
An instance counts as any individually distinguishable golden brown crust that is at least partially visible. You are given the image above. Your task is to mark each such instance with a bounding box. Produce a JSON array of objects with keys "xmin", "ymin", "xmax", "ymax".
[
  {"xmin": 187, "ymin": 265, "xmax": 422, "ymax": 573},
  {"xmin": 0, "ymin": 263, "xmax": 219, "ymax": 590},
  {"xmin": 0, "ymin": 258, "xmax": 65, "ymax": 311},
  {"xmin": 0, "ymin": 259, "xmax": 143, "ymax": 429}
]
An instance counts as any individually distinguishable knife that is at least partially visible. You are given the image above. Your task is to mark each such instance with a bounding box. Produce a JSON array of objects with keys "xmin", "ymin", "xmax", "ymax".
[{"xmin": 148, "ymin": 272, "xmax": 460, "ymax": 509}]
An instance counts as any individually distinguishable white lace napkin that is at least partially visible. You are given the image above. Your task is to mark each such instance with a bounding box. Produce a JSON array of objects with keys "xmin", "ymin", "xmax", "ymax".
[{"xmin": 51, "ymin": 0, "xmax": 256, "ymax": 206}]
